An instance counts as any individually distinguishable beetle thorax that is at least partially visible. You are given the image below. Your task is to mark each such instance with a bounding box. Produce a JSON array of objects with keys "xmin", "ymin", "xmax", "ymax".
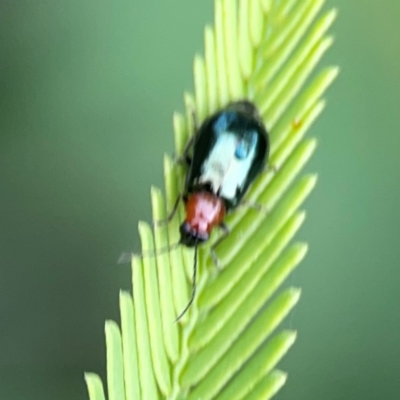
[{"xmin": 185, "ymin": 192, "xmax": 226, "ymax": 234}]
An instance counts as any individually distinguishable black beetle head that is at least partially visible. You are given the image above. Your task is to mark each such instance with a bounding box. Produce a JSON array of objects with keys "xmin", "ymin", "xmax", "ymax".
[{"xmin": 179, "ymin": 222, "xmax": 209, "ymax": 248}]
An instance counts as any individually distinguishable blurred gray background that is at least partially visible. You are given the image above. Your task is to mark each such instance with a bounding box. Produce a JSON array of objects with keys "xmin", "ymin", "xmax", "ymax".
[{"xmin": 1, "ymin": 1, "xmax": 400, "ymax": 399}]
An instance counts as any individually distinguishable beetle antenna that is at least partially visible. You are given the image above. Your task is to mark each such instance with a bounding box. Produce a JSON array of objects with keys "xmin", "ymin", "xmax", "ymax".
[
  {"xmin": 118, "ymin": 242, "xmax": 180, "ymax": 264},
  {"xmin": 175, "ymin": 246, "xmax": 198, "ymax": 322}
]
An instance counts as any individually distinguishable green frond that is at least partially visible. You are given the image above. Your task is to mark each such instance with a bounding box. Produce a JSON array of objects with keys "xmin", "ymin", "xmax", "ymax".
[{"xmin": 85, "ymin": 0, "xmax": 337, "ymax": 399}]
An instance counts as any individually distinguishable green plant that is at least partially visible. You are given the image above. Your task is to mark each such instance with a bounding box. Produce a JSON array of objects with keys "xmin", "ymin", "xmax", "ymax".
[{"xmin": 85, "ymin": 0, "xmax": 337, "ymax": 399}]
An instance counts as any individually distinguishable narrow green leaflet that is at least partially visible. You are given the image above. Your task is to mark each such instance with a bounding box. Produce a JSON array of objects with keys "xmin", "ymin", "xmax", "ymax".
[
  {"xmin": 86, "ymin": 0, "xmax": 337, "ymax": 399},
  {"xmin": 85, "ymin": 373, "xmax": 106, "ymax": 400}
]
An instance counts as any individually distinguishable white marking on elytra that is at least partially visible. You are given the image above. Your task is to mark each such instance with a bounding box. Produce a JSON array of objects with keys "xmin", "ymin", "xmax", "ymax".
[{"xmin": 199, "ymin": 132, "xmax": 257, "ymax": 200}]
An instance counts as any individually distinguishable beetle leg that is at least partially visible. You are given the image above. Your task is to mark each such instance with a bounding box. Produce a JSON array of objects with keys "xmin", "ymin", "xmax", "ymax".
[
  {"xmin": 117, "ymin": 241, "xmax": 181, "ymax": 264},
  {"xmin": 210, "ymin": 222, "xmax": 231, "ymax": 269},
  {"xmin": 175, "ymin": 154, "xmax": 192, "ymax": 167},
  {"xmin": 175, "ymin": 134, "xmax": 195, "ymax": 166},
  {"xmin": 176, "ymin": 247, "xmax": 198, "ymax": 321},
  {"xmin": 153, "ymin": 194, "xmax": 182, "ymax": 226},
  {"xmin": 190, "ymin": 106, "xmax": 199, "ymax": 131},
  {"xmin": 175, "ymin": 107, "xmax": 199, "ymax": 166}
]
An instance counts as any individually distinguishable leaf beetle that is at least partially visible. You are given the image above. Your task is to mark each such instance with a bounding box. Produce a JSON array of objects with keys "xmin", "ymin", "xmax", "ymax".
[{"xmin": 166, "ymin": 100, "xmax": 270, "ymax": 319}]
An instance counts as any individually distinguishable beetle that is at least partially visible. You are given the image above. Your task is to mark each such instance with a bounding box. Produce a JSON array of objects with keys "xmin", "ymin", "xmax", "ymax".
[{"xmin": 167, "ymin": 100, "xmax": 270, "ymax": 319}]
